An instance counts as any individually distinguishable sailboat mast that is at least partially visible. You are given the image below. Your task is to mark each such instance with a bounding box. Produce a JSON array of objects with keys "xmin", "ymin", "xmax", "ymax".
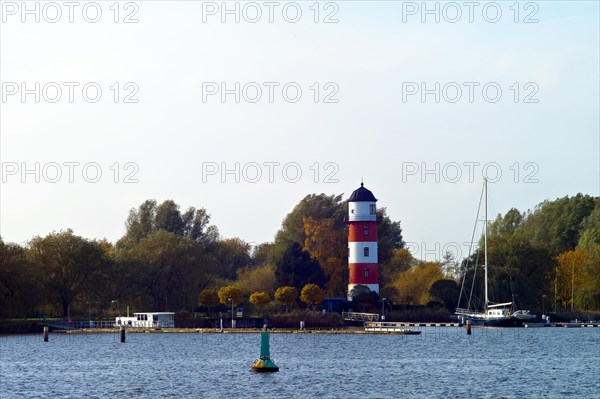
[{"xmin": 484, "ymin": 178, "xmax": 489, "ymax": 309}]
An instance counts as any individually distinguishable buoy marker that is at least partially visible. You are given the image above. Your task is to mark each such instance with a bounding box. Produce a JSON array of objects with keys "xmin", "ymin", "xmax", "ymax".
[{"xmin": 251, "ymin": 325, "xmax": 279, "ymax": 372}]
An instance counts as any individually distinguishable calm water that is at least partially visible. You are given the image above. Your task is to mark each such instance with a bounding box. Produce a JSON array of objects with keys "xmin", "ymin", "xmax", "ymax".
[{"xmin": 1, "ymin": 327, "xmax": 599, "ymax": 398}]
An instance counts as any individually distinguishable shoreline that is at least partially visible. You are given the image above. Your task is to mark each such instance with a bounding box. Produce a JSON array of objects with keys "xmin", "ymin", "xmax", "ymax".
[
  {"xmin": 2, "ymin": 322, "xmax": 599, "ymax": 335},
  {"xmin": 48, "ymin": 321, "xmax": 600, "ymax": 334}
]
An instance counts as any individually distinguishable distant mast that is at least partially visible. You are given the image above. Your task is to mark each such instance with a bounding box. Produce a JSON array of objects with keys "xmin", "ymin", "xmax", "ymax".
[
  {"xmin": 484, "ymin": 178, "xmax": 489, "ymax": 311},
  {"xmin": 347, "ymin": 182, "xmax": 379, "ymax": 300}
]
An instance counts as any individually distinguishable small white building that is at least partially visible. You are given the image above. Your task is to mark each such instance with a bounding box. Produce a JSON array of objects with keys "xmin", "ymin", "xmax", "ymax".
[{"xmin": 115, "ymin": 312, "xmax": 175, "ymax": 328}]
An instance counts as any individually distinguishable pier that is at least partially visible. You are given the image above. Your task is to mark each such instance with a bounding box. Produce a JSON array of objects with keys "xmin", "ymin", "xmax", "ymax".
[
  {"xmin": 342, "ymin": 312, "xmax": 380, "ymax": 322},
  {"xmin": 43, "ymin": 320, "xmax": 116, "ymax": 330},
  {"xmin": 525, "ymin": 322, "xmax": 600, "ymax": 328},
  {"xmin": 36, "ymin": 319, "xmax": 599, "ymax": 334},
  {"xmin": 364, "ymin": 322, "xmax": 422, "ymax": 334},
  {"xmin": 366, "ymin": 322, "xmax": 461, "ymax": 328}
]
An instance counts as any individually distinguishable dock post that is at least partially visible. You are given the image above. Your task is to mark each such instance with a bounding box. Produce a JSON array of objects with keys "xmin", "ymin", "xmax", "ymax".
[
  {"xmin": 300, "ymin": 321, "xmax": 305, "ymax": 331},
  {"xmin": 43, "ymin": 326, "xmax": 49, "ymax": 342},
  {"xmin": 120, "ymin": 325, "xmax": 126, "ymax": 343},
  {"xmin": 466, "ymin": 320, "xmax": 471, "ymax": 335},
  {"xmin": 220, "ymin": 319, "xmax": 223, "ymax": 331}
]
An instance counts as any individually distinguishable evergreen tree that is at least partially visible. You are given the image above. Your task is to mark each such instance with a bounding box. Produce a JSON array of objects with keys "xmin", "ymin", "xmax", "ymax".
[{"xmin": 275, "ymin": 242, "xmax": 326, "ymax": 290}]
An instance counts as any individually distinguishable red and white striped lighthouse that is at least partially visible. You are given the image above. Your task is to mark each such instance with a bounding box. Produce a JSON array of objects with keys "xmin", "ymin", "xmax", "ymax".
[{"xmin": 347, "ymin": 182, "xmax": 379, "ymax": 300}]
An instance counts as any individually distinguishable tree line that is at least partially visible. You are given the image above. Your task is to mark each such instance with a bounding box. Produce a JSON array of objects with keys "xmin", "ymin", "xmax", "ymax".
[
  {"xmin": 1, "ymin": 192, "xmax": 598, "ymax": 320},
  {"xmin": 380, "ymin": 193, "xmax": 600, "ymax": 316},
  {"xmin": 199, "ymin": 284, "xmax": 326, "ymax": 316},
  {"xmin": 0, "ymin": 194, "xmax": 402, "ymax": 319}
]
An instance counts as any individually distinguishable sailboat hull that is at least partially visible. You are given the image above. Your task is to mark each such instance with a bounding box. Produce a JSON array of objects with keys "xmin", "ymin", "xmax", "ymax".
[{"xmin": 462, "ymin": 315, "xmax": 526, "ymax": 327}]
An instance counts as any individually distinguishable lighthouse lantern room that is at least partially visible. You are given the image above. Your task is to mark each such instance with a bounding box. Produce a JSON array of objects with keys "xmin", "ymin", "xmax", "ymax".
[{"xmin": 347, "ymin": 182, "xmax": 379, "ymax": 300}]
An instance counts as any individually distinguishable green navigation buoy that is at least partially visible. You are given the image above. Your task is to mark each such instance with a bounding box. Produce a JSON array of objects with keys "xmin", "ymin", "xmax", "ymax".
[{"xmin": 251, "ymin": 326, "xmax": 279, "ymax": 372}]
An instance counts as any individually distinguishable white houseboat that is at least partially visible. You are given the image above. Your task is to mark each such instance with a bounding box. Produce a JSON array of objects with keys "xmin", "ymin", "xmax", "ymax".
[{"xmin": 115, "ymin": 312, "xmax": 175, "ymax": 328}]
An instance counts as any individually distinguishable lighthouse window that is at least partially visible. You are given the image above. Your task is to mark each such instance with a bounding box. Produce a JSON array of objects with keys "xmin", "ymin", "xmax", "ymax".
[
  {"xmin": 363, "ymin": 226, "xmax": 369, "ymax": 236},
  {"xmin": 364, "ymin": 268, "xmax": 369, "ymax": 278},
  {"xmin": 370, "ymin": 204, "xmax": 376, "ymax": 215},
  {"xmin": 364, "ymin": 247, "xmax": 369, "ymax": 257}
]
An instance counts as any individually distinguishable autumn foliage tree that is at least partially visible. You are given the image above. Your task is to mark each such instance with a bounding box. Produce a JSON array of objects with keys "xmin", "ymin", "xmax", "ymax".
[
  {"xmin": 567, "ymin": 202, "xmax": 600, "ymax": 311},
  {"xmin": 199, "ymin": 289, "xmax": 219, "ymax": 314},
  {"xmin": 274, "ymin": 286, "xmax": 298, "ymax": 312},
  {"xmin": 303, "ymin": 217, "xmax": 346, "ymax": 297},
  {"xmin": 218, "ymin": 286, "xmax": 243, "ymax": 307},
  {"xmin": 555, "ymin": 249, "xmax": 587, "ymax": 311},
  {"xmin": 380, "ymin": 248, "xmax": 415, "ymax": 288},
  {"xmin": 300, "ymin": 283, "xmax": 326, "ymax": 310},
  {"xmin": 393, "ymin": 262, "xmax": 444, "ymax": 305},
  {"xmin": 235, "ymin": 265, "xmax": 276, "ymax": 296},
  {"xmin": 275, "ymin": 194, "xmax": 345, "ymax": 249},
  {"xmin": 249, "ymin": 291, "xmax": 271, "ymax": 315},
  {"xmin": 574, "ymin": 245, "xmax": 600, "ymax": 310}
]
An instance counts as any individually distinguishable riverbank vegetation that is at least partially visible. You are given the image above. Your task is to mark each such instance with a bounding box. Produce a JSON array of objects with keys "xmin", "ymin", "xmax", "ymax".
[{"xmin": 1, "ymin": 193, "xmax": 598, "ymax": 323}]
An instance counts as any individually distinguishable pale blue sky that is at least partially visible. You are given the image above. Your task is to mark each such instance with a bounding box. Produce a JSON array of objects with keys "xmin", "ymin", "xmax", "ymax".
[{"xmin": 1, "ymin": 1, "xmax": 598, "ymax": 262}]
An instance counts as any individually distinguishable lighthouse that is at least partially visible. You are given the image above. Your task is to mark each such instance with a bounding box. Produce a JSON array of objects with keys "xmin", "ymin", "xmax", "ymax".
[{"xmin": 347, "ymin": 182, "xmax": 379, "ymax": 300}]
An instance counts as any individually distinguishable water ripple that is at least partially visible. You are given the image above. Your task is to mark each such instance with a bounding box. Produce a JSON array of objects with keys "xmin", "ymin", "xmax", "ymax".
[{"xmin": 1, "ymin": 328, "xmax": 599, "ymax": 398}]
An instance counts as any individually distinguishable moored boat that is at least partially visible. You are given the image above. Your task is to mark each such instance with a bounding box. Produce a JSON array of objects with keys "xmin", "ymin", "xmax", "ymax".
[{"xmin": 455, "ymin": 179, "xmax": 535, "ymax": 328}]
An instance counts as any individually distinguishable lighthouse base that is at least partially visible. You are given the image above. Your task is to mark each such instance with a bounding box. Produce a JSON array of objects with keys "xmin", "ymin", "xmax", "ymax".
[{"xmin": 347, "ymin": 284, "xmax": 380, "ymax": 301}]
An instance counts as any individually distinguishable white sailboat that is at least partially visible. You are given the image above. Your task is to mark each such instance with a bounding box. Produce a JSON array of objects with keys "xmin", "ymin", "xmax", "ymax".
[{"xmin": 455, "ymin": 179, "xmax": 536, "ymax": 327}]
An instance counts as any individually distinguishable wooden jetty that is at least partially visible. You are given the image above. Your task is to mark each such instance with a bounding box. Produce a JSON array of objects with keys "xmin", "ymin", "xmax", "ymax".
[{"xmin": 364, "ymin": 322, "xmax": 422, "ymax": 334}]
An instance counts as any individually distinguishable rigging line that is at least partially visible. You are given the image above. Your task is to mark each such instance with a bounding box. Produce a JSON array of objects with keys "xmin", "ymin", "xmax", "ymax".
[
  {"xmin": 488, "ymin": 188, "xmax": 498, "ymax": 226},
  {"xmin": 467, "ymin": 224, "xmax": 483, "ymax": 311},
  {"xmin": 457, "ymin": 183, "xmax": 485, "ymax": 308},
  {"xmin": 509, "ymin": 274, "xmax": 516, "ymax": 310},
  {"xmin": 467, "ymin": 185, "xmax": 485, "ymax": 309}
]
